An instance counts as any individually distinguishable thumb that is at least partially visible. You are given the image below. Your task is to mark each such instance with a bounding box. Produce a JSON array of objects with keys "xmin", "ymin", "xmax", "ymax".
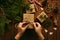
[
  {"xmin": 33, "ymin": 23, "xmax": 37, "ymax": 28},
  {"xmin": 24, "ymin": 25, "xmax": 29, "ymax": 29}
]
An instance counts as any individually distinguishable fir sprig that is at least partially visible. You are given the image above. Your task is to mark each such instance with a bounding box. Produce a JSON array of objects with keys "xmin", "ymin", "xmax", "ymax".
[{"xmin": 0, "ymin": 0, "xmax": 30, "ymax": 35}]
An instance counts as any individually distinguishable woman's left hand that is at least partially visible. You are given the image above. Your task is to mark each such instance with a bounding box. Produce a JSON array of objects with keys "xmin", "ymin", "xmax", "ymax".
[{"xmin": 15, "ymin": 22, "xmax": 28, "ymax": 40}]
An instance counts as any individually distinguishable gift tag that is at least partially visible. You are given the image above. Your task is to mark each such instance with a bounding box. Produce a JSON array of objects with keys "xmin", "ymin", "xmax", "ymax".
[
  {"xmin": 54, "ymin": 18, "xmax": 57, "ymax": 26},
  {"xmin": 49, "ymin": 32, "xmax": 53, "ymax": 35},
  {"xmin": 53, "ymin": 27, "xmax": 57, "ymax": 30},
  {"xmin": 44, "ymin": 29, "xmax": 48, "ymax": 33}
]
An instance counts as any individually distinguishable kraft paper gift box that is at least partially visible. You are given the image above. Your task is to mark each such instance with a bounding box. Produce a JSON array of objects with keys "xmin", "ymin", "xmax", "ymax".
[
  {"xmin": 23, "ymin": 14, "xmax": 34, "ymax": 29},
  {"xmin": 26, "ymin": 4, "xmax": 35, "ymax": 13},
  {"xmin": 37, "ymin": 12, "xmax": 48, "ymax": 23}
]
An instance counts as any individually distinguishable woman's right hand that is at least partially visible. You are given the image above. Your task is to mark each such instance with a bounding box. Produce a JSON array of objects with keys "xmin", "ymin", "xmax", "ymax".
[
  {"xmin": 33, "ymin": 22, "xmax": 42, "ymax": 34},
  {"xmin": 33, "ymin": 22, "xmax": 44, "ymax": 40}
]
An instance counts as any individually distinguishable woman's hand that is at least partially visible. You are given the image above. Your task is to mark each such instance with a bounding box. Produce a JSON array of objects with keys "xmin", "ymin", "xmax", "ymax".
[
  {"xmin": 17, "ymin": 22, "xmax": 28, "ymax": 33},
  {"xmin": 15, "ymin": 22, "xmax": 28, "ymax": 40},
  {"xmin": 33, "ymin": 22, "xmax": 42, "ymax": 34},
  {"xmin": 33, "ymin": 22, "xmax": 44, "ymax": 40}
]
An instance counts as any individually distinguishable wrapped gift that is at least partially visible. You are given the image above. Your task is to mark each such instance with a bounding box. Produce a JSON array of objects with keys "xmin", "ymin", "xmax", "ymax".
[
  {"xmin": 23, "ymin": 14, "xmax": 34, "ymax": 29},
  {"xmin": 26, "ymin": 4, "xmax": 35, "ymax": 13},
  {"xmin": 37, "ymin": 12, "xmax": 48, "ymax": 23}
]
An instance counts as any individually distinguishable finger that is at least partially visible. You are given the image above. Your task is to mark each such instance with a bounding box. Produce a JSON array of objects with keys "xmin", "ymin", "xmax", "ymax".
[
  {"xmin": 17, "ymin": 22, "xmax": 25, "ymax": 29},
  {"xmin": 22, "ymin": 22, "xmax": 29, "ymax": 28},
  {"xmin": 15, "ymin": 24, "xmax": 18, "ymax": 29},
  {"xmin": 20, "ymin": 22, "xmax": 27, "ymax": 27},
  {"xmin": 20, "ymin": 22, "xmax": 27, "ymax": 24},
  {"xmin": 22, "ymin": 25, "xmax": 29, "ymax": 30},
  {"xmin": 24, "ymin": 25, "xmax": 29, "ymax": 29},
  {"xmin": 33, "ymin": 23, "xmax": 37, "ymax": 28},
  {"xmin": 17, "ymin": 23, "xmax": 22, "ymax": 28},
  {"xmin": 22, "ymin": 22, "xmax": 27, "ymax": 25},
  {"xmin": 36, "ymin": 22, "xmax": 41, "ymax": 27}
]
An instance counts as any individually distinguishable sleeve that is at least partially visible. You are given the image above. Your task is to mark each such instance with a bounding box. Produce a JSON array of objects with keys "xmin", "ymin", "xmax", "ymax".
[
  {"xmin": 11, "ymin": 37, "xmax": 16, "ymax": 40},
  {"xmin": 44, "ymin": 38, "xmax": 48, "ymax": 40}
]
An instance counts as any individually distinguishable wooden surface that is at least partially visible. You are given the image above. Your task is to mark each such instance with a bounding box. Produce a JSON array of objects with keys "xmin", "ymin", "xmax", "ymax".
[{"xmin": 0, "ymin": 0, "xmax": 60, "ymax": 40}]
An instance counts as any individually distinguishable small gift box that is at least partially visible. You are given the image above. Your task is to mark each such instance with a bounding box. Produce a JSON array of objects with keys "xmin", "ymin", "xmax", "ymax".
[
  {"xmin": 23, "ymin": 14, "xmax": 34, "ymax": 29},
  {"xmin": 37, "ymin": 12, "xmax": 48, "ymax": 23},
  {"xmin": 26, "ymin": 4, "xmax": 35, "ymax": 13}
]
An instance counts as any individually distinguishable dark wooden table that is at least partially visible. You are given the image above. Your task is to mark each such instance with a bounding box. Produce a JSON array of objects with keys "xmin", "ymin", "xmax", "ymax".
[{"xmin": 0, "ymin": 0, "xmax": 60, "ymax": 40}]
